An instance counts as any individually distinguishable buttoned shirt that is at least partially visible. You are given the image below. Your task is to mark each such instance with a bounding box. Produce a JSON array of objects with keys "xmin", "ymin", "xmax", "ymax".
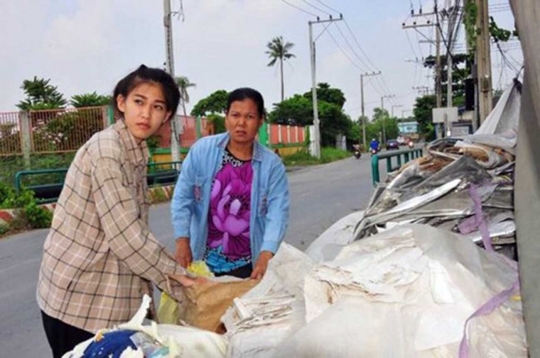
[{"xmin": 37, "ymin": 120, "xmax": 185, "ymax": 333}]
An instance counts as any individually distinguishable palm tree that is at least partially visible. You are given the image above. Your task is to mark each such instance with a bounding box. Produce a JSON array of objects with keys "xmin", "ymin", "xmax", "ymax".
[
  {"xmin": 266, "ymin": 36, "xmax": 295, "ymax": 102},
  {"xmin": 175, "ymin": 76, "xmax": 196, "ymax": 118}
]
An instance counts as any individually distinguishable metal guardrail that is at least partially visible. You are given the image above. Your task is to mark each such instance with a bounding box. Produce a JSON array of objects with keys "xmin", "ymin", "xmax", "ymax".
[
  {"xmin": 371, "ymin": 147, "xmax": 424, "ymax": 186},
  {"xmin": 15, "ymin": 161, "xmax": 182, "ymax": 203}
]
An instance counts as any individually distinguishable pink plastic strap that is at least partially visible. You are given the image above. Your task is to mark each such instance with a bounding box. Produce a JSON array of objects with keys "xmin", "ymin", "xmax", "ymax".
[
  {"xmin": 459, "ymin": 279, "xmax": 520, "ymax": 358},
  {"xmin": 468, "ymin": 184, "xmax": 494, "ymax": 252}
]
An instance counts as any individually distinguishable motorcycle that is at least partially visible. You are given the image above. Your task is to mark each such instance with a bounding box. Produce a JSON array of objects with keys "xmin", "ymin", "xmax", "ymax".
[
  {"xmin": 354, "ymin": 150, "xmax": 361, "ymax": 159},
  {"xmin": 407, "ymin": 141, "xmax": 414, "ymax": 148},
  {"xmin": 370, "ymin": 148, "xmax": 379, "ymax": 156}
]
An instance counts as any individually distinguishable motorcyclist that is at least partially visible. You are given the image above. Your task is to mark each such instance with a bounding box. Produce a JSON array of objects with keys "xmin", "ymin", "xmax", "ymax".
[{"xmin": 370, "ymin": 138, "xmax": 380, "ymax": 152}]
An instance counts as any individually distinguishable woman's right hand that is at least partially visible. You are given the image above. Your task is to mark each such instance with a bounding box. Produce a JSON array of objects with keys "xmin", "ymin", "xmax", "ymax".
[{"xmin": 175, "ymin": 237, "xmax": 193, "ymax": 268}]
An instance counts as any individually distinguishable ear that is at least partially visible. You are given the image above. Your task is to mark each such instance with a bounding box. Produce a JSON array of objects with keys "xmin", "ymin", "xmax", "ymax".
[
  {"xmin": 116, "ymin": 95, "xmax": 126, "ymax": 114},
  {"xmin": 164, "ymin": 111, "xmax": 173, "ymax": 123}
]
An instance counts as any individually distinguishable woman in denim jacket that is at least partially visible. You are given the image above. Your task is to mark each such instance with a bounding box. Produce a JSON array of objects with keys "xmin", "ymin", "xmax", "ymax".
[{"xmin": 171, "ymin": 88, "xmax": 289, "ymax": 279}]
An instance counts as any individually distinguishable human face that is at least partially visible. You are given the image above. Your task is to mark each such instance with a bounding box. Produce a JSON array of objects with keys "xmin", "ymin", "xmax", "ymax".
[
  {"xmin": 116, "ymin": 82, "xmax": 171, "ymax": 143},
  {"xmin": 225, "ymin": 99, "xmax": 263, "ymax": 145}
]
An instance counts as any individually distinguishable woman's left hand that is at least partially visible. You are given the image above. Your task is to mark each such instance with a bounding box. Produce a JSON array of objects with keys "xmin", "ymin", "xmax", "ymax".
[{"xmin": 250, "ymin": 251, "xmax": 274, "ymax": 280}]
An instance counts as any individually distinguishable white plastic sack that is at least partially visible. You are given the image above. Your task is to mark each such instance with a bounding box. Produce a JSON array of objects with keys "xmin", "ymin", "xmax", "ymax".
[
  {"xmin": 65, "ymin": 295, "xmax": 228, "ymax": 358},
  {"xmin": 277, "ymin": 224, "xmax": 527, "ymax": 357}
]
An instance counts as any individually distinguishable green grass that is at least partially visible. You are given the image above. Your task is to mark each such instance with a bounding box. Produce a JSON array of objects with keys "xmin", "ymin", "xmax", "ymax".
[{"xmin": 282, "ymin": 147, "xmax": 351, "ymax": 166}]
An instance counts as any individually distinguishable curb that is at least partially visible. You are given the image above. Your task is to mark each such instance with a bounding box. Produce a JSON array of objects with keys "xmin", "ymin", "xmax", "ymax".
[{"xmin": 0, "ymin": 185, "xmax": 176, "ymax": 225}]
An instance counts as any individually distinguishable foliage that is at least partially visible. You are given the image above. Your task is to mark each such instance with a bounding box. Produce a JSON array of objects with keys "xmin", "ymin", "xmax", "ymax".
[
  {"xmin": 1, "ymin": 153, "xmax": 75, "ymax": 189},
  {"xmin": 207, "ymin": 113, "xmax": 226, "ymax": 134},
  {"xmin": 318, "ymin": 101, "xmax": 351, "ymax": 147},
  {"xmin": 191, "ymin": 90, "xmax": 229, "ymax": 117},
  {"xmin": 17, "ymin": 77, "xmax": 67, "ymax": 111},
  {"xmin": 21, "ymin": 201, "xmax": 53, "ymax": 228},
  {"xmin": 0, "ymin": 182, "xmax": 53, "ymax": 235},
  {"xmin": 175, "ymin": 76, "xmax": 196, "ymax": 105},
  {"xmin": 282, "ymin": 147, "xmax": 351, "ymax": 166},
  {"xmin": 413, "ymin": 95, "xmax": 437, "ymax": 140},
  {"xmin": 268, "ymin": 94, "xmax": 313, "ymax": 125},
  {"xmin": 266, "ymin": 36, "xmax": 296, "ymax": 101},
  {"xmin": 31, "ymin": 109, "xmax": 103, "ymax": 152},
  {"xmin": 0, "ymin": 123, "xmax": 22, "ymax": 154},
  {"xmin": 71, "ymin": 92, "xmax": 111, "ymax": 108},
  {"xmin": 303, "ymin": 83, "xmax": 346, "ymax": 109},
  {"xmin": 146, "ymin": 135, "xmax": 162, "ymax": 151}
]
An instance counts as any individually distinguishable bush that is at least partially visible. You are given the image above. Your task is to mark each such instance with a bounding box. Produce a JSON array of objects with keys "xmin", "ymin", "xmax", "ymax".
[
  {"xmin": 22, "ymin": 201, "xmax": 52, "ymax": 229},
  {"xmin": 320, "ymin": 147, "xmax": 352, "ymax": 163},
  {"xmin": 0, "ymin": 223, "xmax": 9, "ymax": 236}
]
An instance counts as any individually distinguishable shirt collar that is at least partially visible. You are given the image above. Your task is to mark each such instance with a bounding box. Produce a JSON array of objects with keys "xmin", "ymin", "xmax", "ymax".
[
  {"xmin": 113, "ymin": 120, "xmax": 149, "ymax": 164},
  {"xmin": 217, "ymin": 133, "xmax": 262, "ymax": 162}
]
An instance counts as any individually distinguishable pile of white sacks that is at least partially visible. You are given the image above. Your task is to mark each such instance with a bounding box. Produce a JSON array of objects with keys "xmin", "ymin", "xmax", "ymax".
[{"xmin": 224, "ymin": 213, "xmax": 527, "ymax": 357}]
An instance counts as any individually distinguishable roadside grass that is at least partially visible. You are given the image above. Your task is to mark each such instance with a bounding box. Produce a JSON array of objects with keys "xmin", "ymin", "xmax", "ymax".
[{"xmin": 282, "ymin": 147, "xmax": 352, "ymax": 167}]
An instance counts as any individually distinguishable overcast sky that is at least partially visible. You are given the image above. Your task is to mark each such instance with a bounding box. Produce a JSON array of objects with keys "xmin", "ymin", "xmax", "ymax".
[{"xmin": 0, "ymin": 0, "xmax": 521, "ymax": 119}]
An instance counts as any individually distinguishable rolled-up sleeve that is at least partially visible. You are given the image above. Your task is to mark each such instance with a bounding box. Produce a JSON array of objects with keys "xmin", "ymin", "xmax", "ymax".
[
  {"xmin": 91, "ymin": 157, "xmax": 186, "ymax": 291},
  {"xmin": 261, "ymin": 160, "xmax": 290, "ymax": 253}
]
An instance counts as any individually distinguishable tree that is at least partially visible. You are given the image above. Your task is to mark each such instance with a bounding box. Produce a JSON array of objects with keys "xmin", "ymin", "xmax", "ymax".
[
  {"xmin": 191, "ymin": 90, "xmax": 229, "ymax": 117},
  {"xmin": 303, "ymin": 83, "xmax": 346, "ymax": 109},
  {"xmin": 267, "ymin": 94, "xmax": 313, "ymax": 125},
  {"xmin": 266, "ymin": 36, "xmax": 296, "ymax": 102},
  {"xmin": 70, "ymin": 92, "xmax": 111, "ymax": 108},
  {"xmin": 17, "ymin": 77, "xmax": 67, "ymax": 110},
  {"xmin": 175, "ymin": 76, "xmax": 196, "ymax": 118},
  {"xmin": 413, "ymin": 95, "xmax": 437, "ymax": 140}
]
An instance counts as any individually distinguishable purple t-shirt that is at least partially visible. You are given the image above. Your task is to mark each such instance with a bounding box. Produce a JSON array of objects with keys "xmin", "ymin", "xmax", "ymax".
[{"xmin": 205, "ymin": 148, "xmax": 253, "ymax": 273}]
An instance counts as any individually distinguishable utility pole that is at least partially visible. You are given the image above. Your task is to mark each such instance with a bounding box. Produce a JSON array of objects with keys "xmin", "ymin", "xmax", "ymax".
[
  {"xmin": 435, "ymin": 5, "xmax": 442, "ymax": 108},
  {"xmin": 380, "ymin": 95, "xmax": 395, "ymax": 143},
  {"xmin": 309, "ymin": 15, "xmax": 343, "ymax": 159},
  {"xmin": 360, "ymin": 71, "xmax": 381, "ymax": 151},
  {"xmin": 402, "ymin": 4, "xmax": 442, "ymax": 108},
  {"xmin": 163, "ymin": 0, "xmax": 181, "ymax": 166},
  {"xmin": 476, "ymin": 0, "xmax": 493, "ymax": 124}
]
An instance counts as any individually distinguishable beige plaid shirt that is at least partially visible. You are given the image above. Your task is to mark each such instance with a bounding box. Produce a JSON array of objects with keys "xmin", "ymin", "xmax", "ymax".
[{"xmin": 37, "ymin": 120, "xmax": 185, "ymax": 333}]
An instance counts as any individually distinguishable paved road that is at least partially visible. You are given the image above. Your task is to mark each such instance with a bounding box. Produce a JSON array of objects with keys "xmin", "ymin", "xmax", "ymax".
[{"xmin": 0, "ymin": 154, "xmax": 376, "ymax": 357}]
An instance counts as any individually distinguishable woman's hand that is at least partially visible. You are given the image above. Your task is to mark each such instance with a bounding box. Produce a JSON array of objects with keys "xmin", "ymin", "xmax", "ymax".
[
  {"xmin": 250, "ymin": 251, "xmax": 274, "ymax": 280},
  {"xmin": 175, "ymin": 237, "xmax": 192, "ymax": 268}
]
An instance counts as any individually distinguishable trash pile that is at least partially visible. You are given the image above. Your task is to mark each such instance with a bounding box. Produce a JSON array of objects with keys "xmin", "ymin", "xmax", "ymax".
[{"xmin": 354, "ymin": 81, "xmax": 522, "ymax": 260}]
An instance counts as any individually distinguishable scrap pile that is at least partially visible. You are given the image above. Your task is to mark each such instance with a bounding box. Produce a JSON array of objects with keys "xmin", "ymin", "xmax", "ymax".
[{"xmin": 355, "ymin": 81, "xmax": 522, "ymax": 260}]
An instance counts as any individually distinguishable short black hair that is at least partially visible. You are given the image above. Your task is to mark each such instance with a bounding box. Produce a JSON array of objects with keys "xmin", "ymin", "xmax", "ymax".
[
  {"xmin": 112, "ymin": 65, "xmax": 180, "ymax": 119},
  {"xmin": 226, "ymin": 88, "xmax": 266, "ymax": 117}
]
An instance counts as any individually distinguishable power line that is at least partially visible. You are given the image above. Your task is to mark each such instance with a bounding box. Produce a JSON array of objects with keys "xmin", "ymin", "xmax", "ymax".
[
  {"xmin": 326, "ymin": 27, "xmax": 365, "ymax": 72},
  {"xmin": 343, "ymin": 19, "xmax": 379, "ymax": 72},
  {"xmin": 280, "ymin": 0, "xmax": 318, "ymax": 17},
  {"xmin": 313, "ymin": 0, "xmax": 340, "ymax": 14},
  {"xmin": 300, "ymin": 0, "xmax": 332, "ymax": 16},
  {"xmin": 334, "ymin": 23, "xmax": 372, "ymax": 71}
]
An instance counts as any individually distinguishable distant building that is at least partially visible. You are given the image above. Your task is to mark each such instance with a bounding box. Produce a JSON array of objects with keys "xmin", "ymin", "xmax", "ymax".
[{"xmin": 398, "ymin": 121, "xmax": 419, "ymax": 134}]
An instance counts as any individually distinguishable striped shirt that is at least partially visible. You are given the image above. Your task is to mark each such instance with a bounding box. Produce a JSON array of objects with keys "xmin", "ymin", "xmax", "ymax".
[{"xmin": 37, "ymin": 120, "xmax": 186, "ymax": 333}]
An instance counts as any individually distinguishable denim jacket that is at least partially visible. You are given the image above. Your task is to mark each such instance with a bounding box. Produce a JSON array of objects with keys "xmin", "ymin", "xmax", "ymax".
[{"xmin": 171, "ymin": 133, "xmax": 290, "ymax": 264}]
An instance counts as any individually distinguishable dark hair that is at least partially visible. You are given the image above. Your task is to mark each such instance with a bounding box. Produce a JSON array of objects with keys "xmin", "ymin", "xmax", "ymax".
[
  {"xmin": 112, "ymin": 65, "xmax": 180, "ymax": 119},
  {"xmin": 226, "ymin": 88, "xmax": 266, "ymax": 117}
]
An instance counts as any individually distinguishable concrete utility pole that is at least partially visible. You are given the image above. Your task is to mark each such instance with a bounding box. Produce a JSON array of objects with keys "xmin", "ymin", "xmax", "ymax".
[
  {"xmin": 163, "ymin": 0, "xmax": 181, "ymax": 165},
  {"xmin": 476, "ymin": 0, "xmax": 493, "ymax": 124},
  {"xmin": 380, "ymin": 95, "xmax": 395, "ymax": 143},
  {"xmin": 401, "ymin": 4, "xmax": 442, "ymax": 108},
  {"xmin": 435, "ymin": 5, "xmax": 442, "ymax": 108},
  {"xmin": 309, "ymin": 15, "xmax": 343, "ymax": 159},
  {"xmin": 360, "ymin": 71, "xmax": 381, "ymax": 150}
]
